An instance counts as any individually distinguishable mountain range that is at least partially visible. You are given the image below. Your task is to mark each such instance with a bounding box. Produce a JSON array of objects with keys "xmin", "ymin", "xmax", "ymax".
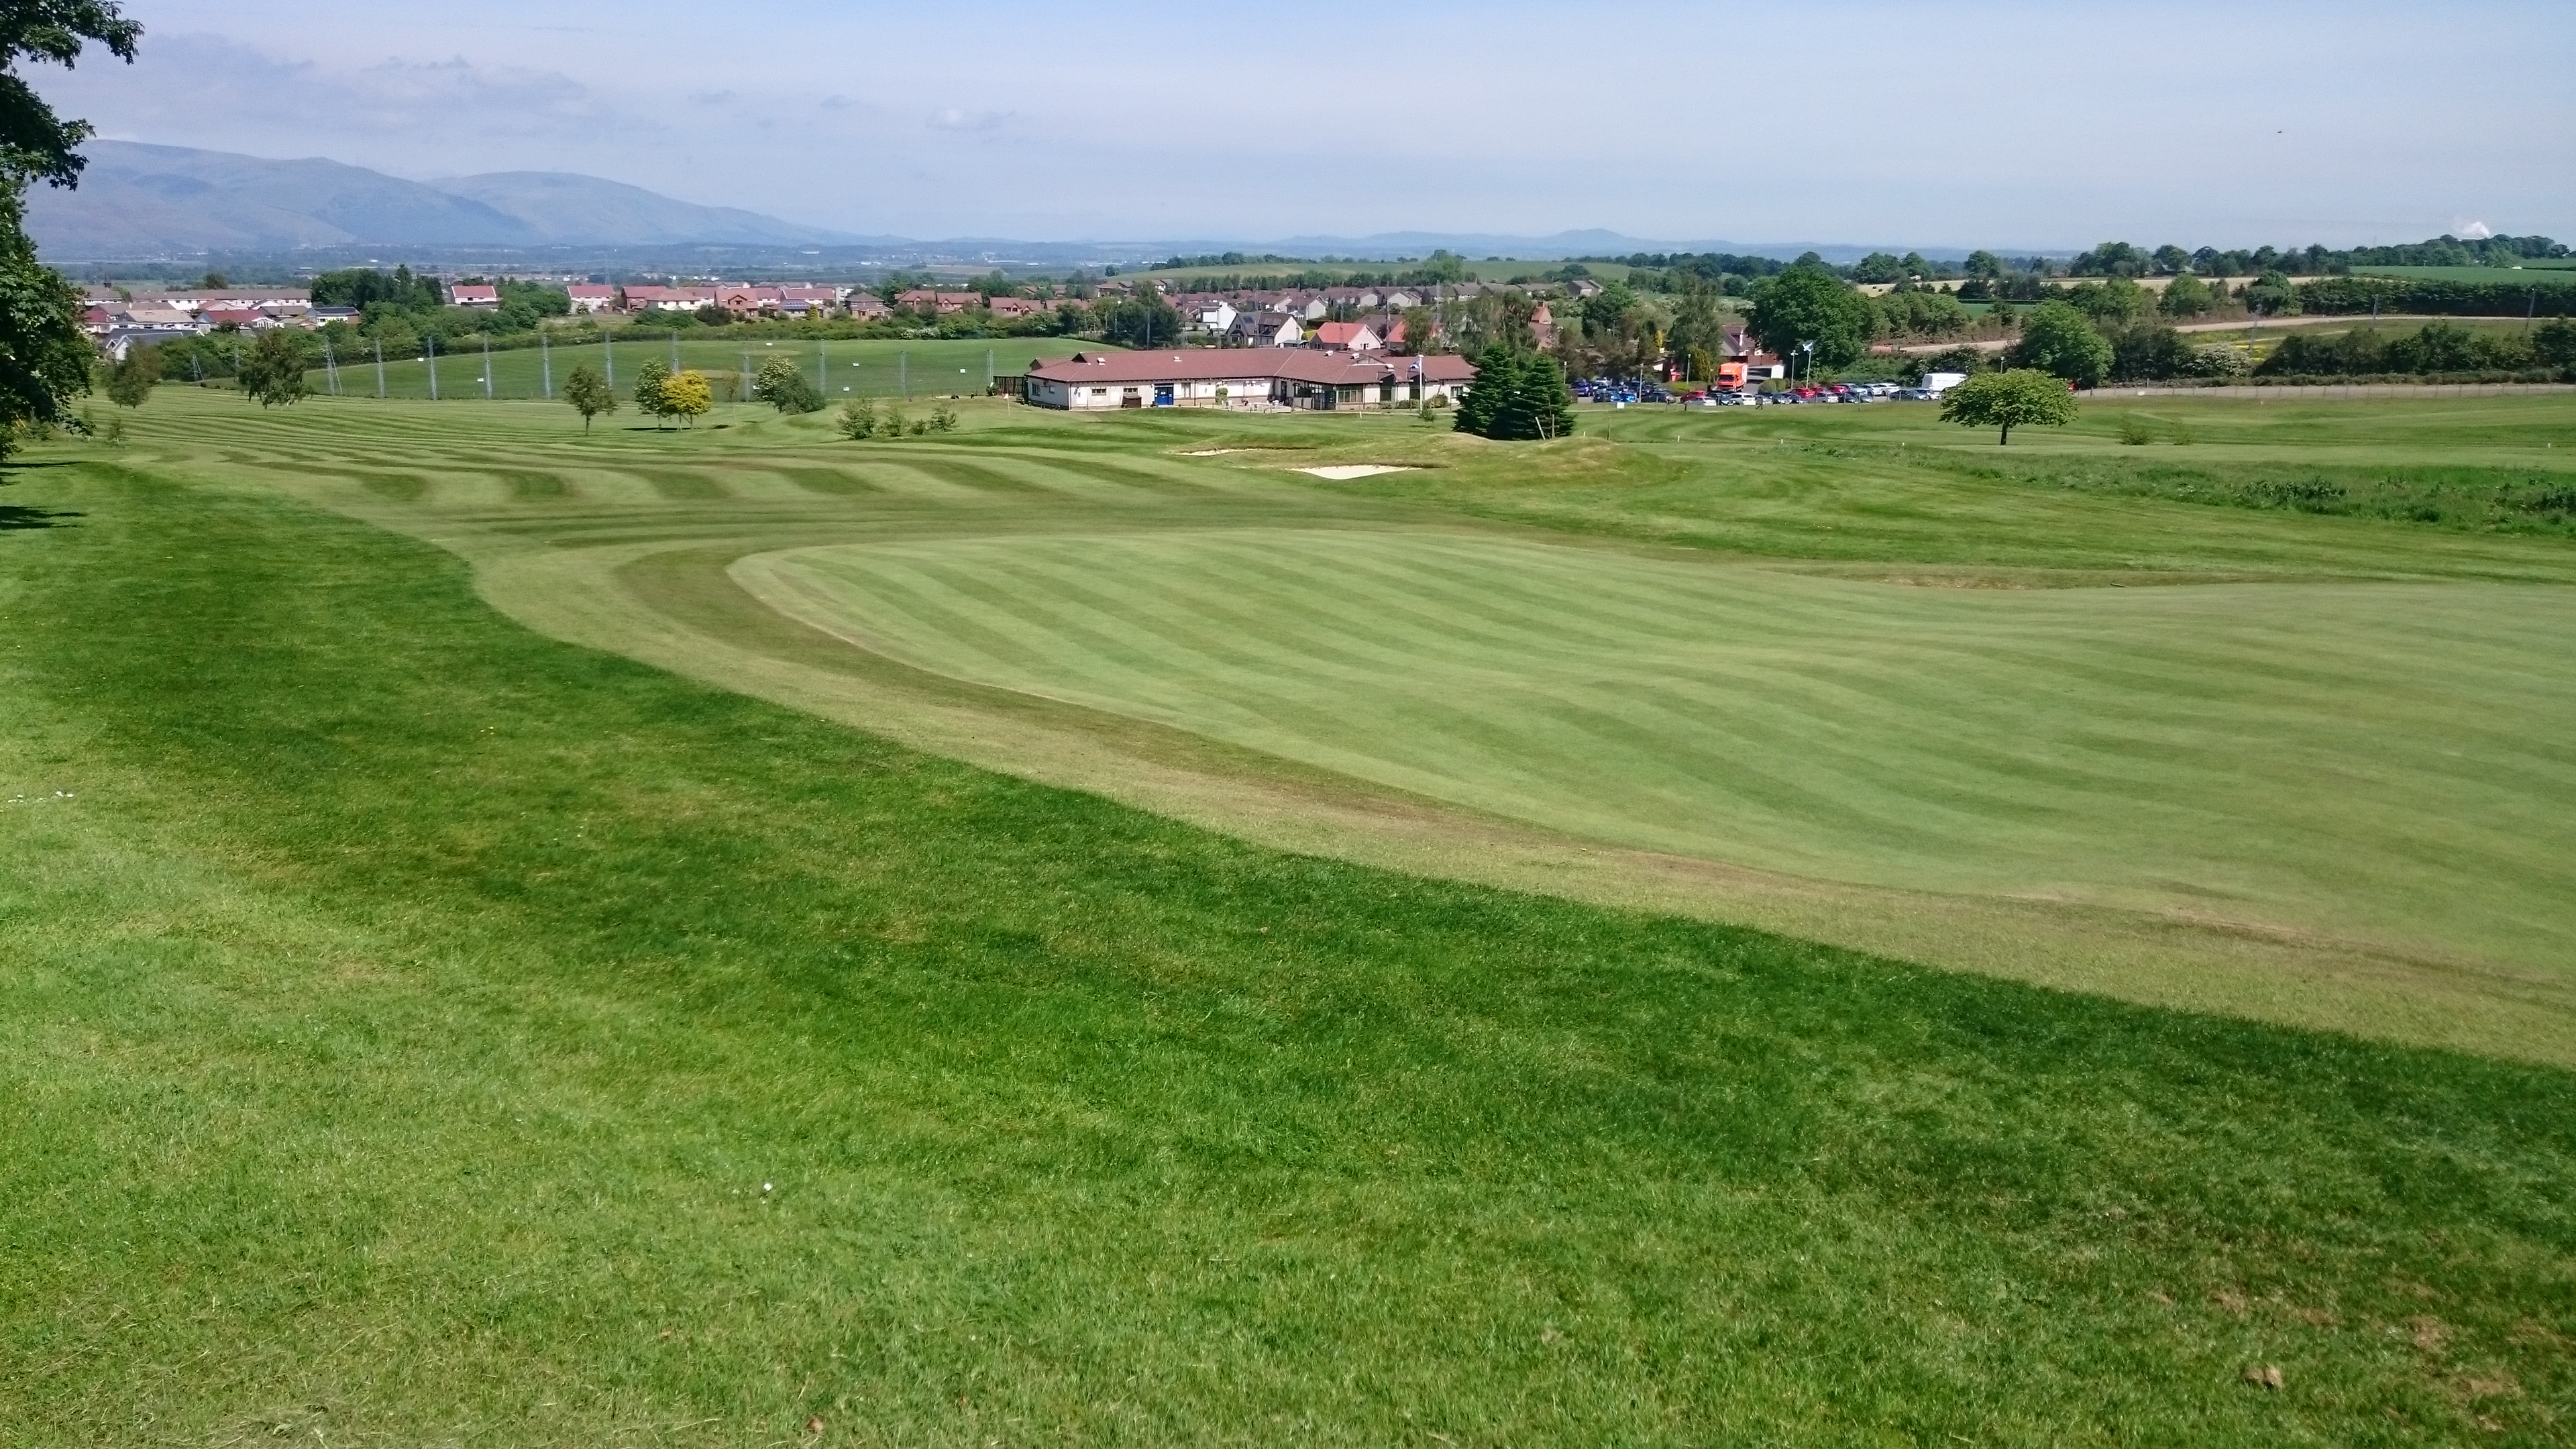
[
  {"xmin": 23, "ymin": 141, "xmax": 1992, "ymax": 267},
  {"xmin": 26, "ymin": 141, "xmax": 861, "ymax": 256}
]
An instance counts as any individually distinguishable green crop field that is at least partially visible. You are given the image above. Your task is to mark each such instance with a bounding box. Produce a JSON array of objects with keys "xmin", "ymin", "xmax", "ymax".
[
  {"xmin": 5, "ymin": 384, "xmax": 2575, "ymax": 1444},
  {"xmin": 2354, "ymin": 264, "xmax": 2576, "ymax": 288},
  {"xmin": 286, "ymin": 335, "xmax": 1099, "ymax": 403}
]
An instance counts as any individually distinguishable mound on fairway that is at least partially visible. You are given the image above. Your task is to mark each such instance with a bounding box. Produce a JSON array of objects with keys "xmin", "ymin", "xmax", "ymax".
[{"xmin": 741, "ymin": 527, "xmax": 2576, "ymax": 976}]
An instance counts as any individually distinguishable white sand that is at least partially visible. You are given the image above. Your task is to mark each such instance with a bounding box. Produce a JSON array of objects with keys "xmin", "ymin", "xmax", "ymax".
[{"xmin": 1295, "ymin": 465, "xmax": 1418, "ymax": 480}]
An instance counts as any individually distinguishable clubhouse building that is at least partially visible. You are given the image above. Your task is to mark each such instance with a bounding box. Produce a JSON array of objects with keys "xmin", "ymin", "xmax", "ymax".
[{"xmin": 1022, "ymin": 350, "xmax": 1477, "ymax": 411}]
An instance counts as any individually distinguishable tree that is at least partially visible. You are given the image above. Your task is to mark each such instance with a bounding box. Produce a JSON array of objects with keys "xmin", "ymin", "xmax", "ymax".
[
  {"xmin": 2159, "ymin": 272, "xmax": 2213, "ymax": 319},
  {"xmin": 1939, "ymin": 368, "xmax": 2075, "ymax": 445},
  {"xmin": 633, "ymin": 357, "xmax": 672, "ymax": 426},
  {"xmin": 0, "ymin": 3, "xmax": 138, "ymax": 452},
  {"xmin": 659, "ymin": 368, "xmax": 712, "ymax": 427},
  {"xmin": 2243, "ymin": 269, "xmax": 2300, "ymax": 317},
  {"xmin": 1965, "ymin": 250, "xmax": 2005, "ymax": 278},
  {"xmin": 235, "ymin": 328, "xmax": 309, "ymax": 407},
  {"xmin": 1096, "ymin": 288, "xmax": 1183, "ymax": 349},
  {"xmin": 1397, "ymin": 304, "xmax": 1438, "ymax": 353},
  {"xmin": 753, "ymin": 356, "xmax": 822, "ymax": 414},
  {"xmin": 2535, "ymin": 318, "xmax": 2576, "ymax": 368},
  {"xmin": 1746, "ymin": 266, "xmax": 1871, "ymax": 370},
  {"xmin": 835, "ymin": 397, "xmax": 876, "ymax": 439},
  {"xmin": 561, "ymin": 362, "xmax": 614, "ymax": 431},
  {"xmin": 2107, "ymin": 322, "xmax": 2190, "ymax": 382},
  {"xmin": 102, "ymin": 340, "xmax": 158, "ymax": 406},
  {"xmin": 1454, "ymin": 344, "xmax": 1574, "ymax": 441},
  {"xmin": 2006, "ymin": 301, "xmax": 2112, "ymax": 387},
  {"xmin": 0, "ymin": 3, "xmax": 141, "ymax": 186},
  {"xmin": 1850, "ymin": 252, "xmax": 1904, "ymax": 284}
]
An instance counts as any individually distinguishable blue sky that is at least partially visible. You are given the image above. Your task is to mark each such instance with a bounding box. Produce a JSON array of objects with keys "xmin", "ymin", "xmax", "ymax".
[{"xmin": 35, "ymin": 0, "xmax": 2576, "ymax": 249}]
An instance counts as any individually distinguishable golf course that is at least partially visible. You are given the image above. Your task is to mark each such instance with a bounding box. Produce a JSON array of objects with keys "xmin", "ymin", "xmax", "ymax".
[{"xmin": 5, "ymin": 382, "xmax": 2573, "ymax": 1444}]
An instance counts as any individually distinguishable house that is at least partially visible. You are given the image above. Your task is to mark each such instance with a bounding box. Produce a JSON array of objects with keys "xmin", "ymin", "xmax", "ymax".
[
  {"xmin": 198, "ymin": 306, "xmax": 271, "ymax": 330},
  {"xmin": 1194, "ymin": 299, "xmax": 1238, "ymax": 335},
  {"xmin": 1021, "ymin": 349, "xmax": 1476, "ymax": 411},
  {"xmin": 847, "ymin": 294, "xmax": 892, "ymax": 320},
  {"xmin": 987, "ymin": 296, "xmax": 1046, "ymax": 319},
  {"xmin": 1311, "ymin": 321, "xmax": 1383, "ymax": 352},
  {"xmin": 1566, "ymin": 278, "xmax": 1604, "ymax": 300},
  {"xmin": 1381, "ymin": 290, "xmax": 1421, "ymax": 310},
  {"xmin": 449, "ymin": 284, "xmax": 501, "ymax": 309},
  {"xmin": 895, "ymin": 288, "xmax": 980, "ymax": 315},
  {"xmin": 1225, "ymin": 312, "xmax": 1302, "ymax": 347},
  {"xmin": 1529, "ymin": 303, "xmax": 1556, "ymax": 350},
  {"xmin": 619, "ymin": 284, "xmax": 712, "ymax": 312},
  {"xmin": 566, "ymin": 284, "xmax": 617, "ymax": 314}
]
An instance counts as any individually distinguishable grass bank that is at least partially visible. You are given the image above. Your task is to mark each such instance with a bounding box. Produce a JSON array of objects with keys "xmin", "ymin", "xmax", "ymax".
[{"xmin": 2, "ymin": 440, "xmax": 2571, "ymax": 1443}]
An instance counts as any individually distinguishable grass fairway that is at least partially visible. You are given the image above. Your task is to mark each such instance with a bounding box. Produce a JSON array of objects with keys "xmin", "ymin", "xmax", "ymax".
[
  {"xmin": 290, "ymin": 335, "xmax": 1095, "ymax": 402},
  {"xmin": 4, "ymin": 387, "xmax": 2575, "ymax": 1442},
  {"xmin": 742, "ymin": 527, "xmax": 2576, "ymax": 975}
]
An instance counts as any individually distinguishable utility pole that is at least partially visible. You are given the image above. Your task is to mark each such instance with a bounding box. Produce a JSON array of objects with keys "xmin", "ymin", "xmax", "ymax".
[
  {"xmin": 670, "ymin": 329, "xmax": 680, "ymax": 372},
  {"xmin": 427, "ymin": 335, "xmax": 439, "ymax": 401},
  {"xmin": 541, "ymin": 331, "xmax": 553, "ymax": 398},
  {"xmin": 603, "ymin": 331, "xmax": 614, "ymax": 388},
  {"xmin": 375, "ymin": 337, "xmax": 384, "ymax": 398},
  {"xmin": 818, "ymin": 339, "xmax": 827, "ymax": 396},
  {"xmin": 985, "ymin": 348, "xmax": 994, "ymax": 394},
  {"xmin": 900, "ymin": 349, "xmax": 908, "ymax": 400},
  {"xmin": 323, "ymin": 335, "xmax": 338, "ymax": 395},
  {"xmin": 741, "ymin": 352, "xmax": 751, "ymax": 405},
  {"xmin": 483, "ymin": 333, "xmax": 493, "ymax": 399}
]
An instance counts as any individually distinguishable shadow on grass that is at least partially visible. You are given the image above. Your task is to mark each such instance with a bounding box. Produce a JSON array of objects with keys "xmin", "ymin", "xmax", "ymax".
[{"xmin": 0, "ymin": 504, "xmax": 81, "ymax": 530}]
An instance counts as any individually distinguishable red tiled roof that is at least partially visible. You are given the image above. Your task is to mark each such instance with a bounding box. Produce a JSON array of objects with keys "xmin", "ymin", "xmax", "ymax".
[{"xmin": 1027, "ymin": 350, "xmax": 1474, "ymax": 386}]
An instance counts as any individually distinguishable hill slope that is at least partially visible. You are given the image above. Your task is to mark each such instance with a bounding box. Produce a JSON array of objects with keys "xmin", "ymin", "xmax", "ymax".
[
  {"xmin": 427, "ymin": 170, "xmax": 853, "ymax": 247},
  {"xmin": 24, "ymin": 141, "xmax": 854, "ymax": 256}
]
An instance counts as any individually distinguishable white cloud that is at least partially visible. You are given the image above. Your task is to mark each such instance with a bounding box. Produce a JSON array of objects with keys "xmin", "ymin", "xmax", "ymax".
[
  {"xmin": 2455, "ymin": 220, "xmax": 2495, "ymax": 239},
  {"xmin": 926, "ymin": 107, "xmax": 1010, "ymax": 133}
]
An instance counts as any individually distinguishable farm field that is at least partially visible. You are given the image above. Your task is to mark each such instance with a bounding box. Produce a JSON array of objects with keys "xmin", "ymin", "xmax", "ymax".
[
  {"xmin": 286, "ymin": 334, "xmax": 1093, "ymax": 402},
  {"xmin": 5, "ymin": 385, "xmax": 2575, "ymax": 1443},
  {"xmin": 2356, "ymin": 264, "xmax": 2576, "ymax": 286}
]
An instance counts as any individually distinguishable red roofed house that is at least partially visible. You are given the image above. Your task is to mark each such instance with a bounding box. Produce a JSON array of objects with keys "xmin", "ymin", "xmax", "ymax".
[
  {"xmin": 1311, "ymin": 321, "xmax": 1383, "ymax": 352},
  {"xmin": 1021, "ymin": 350, "xmax": 1475, "ymax": 411},
  {"xmin": 449, "ymin": 284, "xmax": 501, "ymax": 309},
  {"xmin": 896, "ymin": 288, "xmax": 981, "ymax": 315},
  {"xmin": 566, "ymin": 284, "xmax": 616, "ymax": 314}
]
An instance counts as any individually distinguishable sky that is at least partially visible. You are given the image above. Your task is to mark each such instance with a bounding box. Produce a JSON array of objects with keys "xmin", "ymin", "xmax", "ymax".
[{"xmin": 32, "ymin": 0, "xmax": 2576, "ymax": 251}]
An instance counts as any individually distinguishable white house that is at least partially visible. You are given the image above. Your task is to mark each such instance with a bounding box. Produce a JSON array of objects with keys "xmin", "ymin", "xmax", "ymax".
[
  {"xmin": 1194, "ymin": 299, "xmax": 1238, "ymax": 335},
  {"xmin": 566, "ymin": 284, "xmax": 617, "ymax": 314},
  {"xmin": 1022, "ymin": 350, "xmax": 1477, "ymax": 411}
]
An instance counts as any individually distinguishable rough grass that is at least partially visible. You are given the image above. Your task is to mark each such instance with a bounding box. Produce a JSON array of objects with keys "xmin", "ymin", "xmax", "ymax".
[{"xmin": 4, "ymin": 439, "xmax": 2573, "ymax": 1446}]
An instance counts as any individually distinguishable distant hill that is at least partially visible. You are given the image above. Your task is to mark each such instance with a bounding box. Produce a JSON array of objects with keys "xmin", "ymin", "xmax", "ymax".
[
  {"xmin": 425, "ymin": 172, "xmax": 854, "ymax": 248},
  {"xmin": 25, "ymin": 141, "xmax": 858, "ymax": 257}
]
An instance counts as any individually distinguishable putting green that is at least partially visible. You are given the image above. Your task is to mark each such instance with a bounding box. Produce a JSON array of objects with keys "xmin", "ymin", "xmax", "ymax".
[{"xmin": 743, "ymin": 527, "xmax": 2576, "ymax": 975}]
